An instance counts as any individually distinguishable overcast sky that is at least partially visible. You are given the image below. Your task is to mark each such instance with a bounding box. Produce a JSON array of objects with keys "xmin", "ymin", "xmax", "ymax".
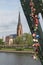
[
  {"xmin": 0, "ymin": 0, "xmax": 43, "ymax": 38},
  {"xmin": 0, "ymin": 0, "xmax": 30, "ymax": 38}
]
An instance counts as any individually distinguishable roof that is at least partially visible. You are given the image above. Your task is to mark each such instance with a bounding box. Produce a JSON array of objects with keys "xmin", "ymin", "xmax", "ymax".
[{"xmin": 9, "ymin": 34, "xmax": 17, "ymax": 38}]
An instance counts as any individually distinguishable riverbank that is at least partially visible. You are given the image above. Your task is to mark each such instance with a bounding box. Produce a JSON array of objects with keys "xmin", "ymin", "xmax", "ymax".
[{"xmin": 0, "ymin": 50, "xmax": 35, "ymax": 54}]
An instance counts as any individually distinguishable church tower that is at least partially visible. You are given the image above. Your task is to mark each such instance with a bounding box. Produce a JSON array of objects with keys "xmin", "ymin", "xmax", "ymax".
[{"xmin": 17, "ymin": 12, "xmax": 23, "ymax": 36}]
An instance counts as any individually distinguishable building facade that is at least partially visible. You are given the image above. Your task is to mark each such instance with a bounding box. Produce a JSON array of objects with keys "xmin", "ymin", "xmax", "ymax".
[
  {"xmin": 5, "ymin": 12, "xmax": 23, "ymax": 45},
  {"xmin": 17, "ymin": 12, "xmax": 23, "ymax": 36}
]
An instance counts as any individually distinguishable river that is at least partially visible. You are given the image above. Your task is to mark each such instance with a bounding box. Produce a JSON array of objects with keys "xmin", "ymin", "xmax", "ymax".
[{"xmin": 0, "ymin": 53, "xmax": 41, "ymax": 65}]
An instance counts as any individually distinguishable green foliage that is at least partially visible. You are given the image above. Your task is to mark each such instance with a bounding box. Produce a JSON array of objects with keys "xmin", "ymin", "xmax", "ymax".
[
  {"xmin": 23, "ymin": 33, "xmax": 33, "ymax": 46},
  {"xmin": 16, "ymin": 47, "xmax": 24, "ymax": 51},
  {"xmin": 14, "ymin": 36, "xmax": 23, "ymax": 44},
  {"xmin": 14, "ymin": 33, "xmax": 33, "ymax": 46},
  {"xmin": 0, "ymin": 39, "xmax": 4, "ymax": 45}
]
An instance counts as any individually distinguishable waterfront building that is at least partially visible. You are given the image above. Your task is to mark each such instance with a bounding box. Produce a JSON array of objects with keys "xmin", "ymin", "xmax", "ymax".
[
  {"xmin": 5, "ymin": 12, "xmax": 23, "ymax": 45},
  {"xmin": 17, "ymin": 12, "xmax": 23, "ymax": 36}
]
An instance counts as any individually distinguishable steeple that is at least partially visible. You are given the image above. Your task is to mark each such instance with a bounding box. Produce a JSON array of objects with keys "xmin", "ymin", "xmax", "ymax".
[
  {"xmin": 18, "ymin": 12, "xmax": 21, "ymax": 26},
  {"xmin": 17, "ymin": 12, "xmax": 23, "ymax": 36}
]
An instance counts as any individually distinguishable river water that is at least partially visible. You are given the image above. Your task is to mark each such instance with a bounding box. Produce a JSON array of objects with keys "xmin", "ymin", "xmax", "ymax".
[{"xmin": 0, "ymin": 53, "xmax": 41, "ymax": 65}]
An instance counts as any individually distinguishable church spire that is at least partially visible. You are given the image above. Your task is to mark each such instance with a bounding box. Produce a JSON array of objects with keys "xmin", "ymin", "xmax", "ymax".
[
  {"xmin": 17, "ymin": 12, "xmax": 23, "ymax": 36},
  {"xmin": 18, "ymin": 12, "xmax": 21, "ymax": 26}
]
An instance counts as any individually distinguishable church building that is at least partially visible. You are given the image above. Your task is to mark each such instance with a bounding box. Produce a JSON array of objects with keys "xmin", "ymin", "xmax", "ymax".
[
  {"xmin": 17, "ymin": 12, "xmax": 23, "ymax": 36},
  {"xmin": 5, "ymin": 12, "xmax": 23, "ymax": 44}
]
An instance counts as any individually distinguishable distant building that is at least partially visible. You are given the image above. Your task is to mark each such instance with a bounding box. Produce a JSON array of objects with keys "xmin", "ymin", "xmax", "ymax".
[
  {"xmin": 5, "ymin": 36, "xmax": 9, "ymax": 44},
  {"xmin": 9, "ymin": 38, "xmax": 13, "ymax": 46},
  {"xmin": 17, "ymin": 12, "xmax": 23, "ymax": 36},
  {"xmin": 5, "ymin": 12, "xmax": 23, "ymax": 45}
]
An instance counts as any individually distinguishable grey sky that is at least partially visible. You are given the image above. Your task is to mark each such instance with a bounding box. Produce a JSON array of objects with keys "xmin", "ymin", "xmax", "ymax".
[
  {"xmin": 0, "ymin": 0, "xmax": 43, "ymax": 38},
  {"xmin": 0, "ymin": 0, "xmax": 30, "ymax": 38}
]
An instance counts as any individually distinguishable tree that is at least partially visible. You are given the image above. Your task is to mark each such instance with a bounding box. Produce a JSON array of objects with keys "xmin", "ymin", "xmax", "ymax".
[
  {"xmin": 14, "ymin": 33, "xmax": 33, "ymax": 46},
  {"xmin": 23, "ymin": 33, "xmax": 33, "ymax": 46},
  {"xmin": 0, "ymin": 39, "xmax": 4, "ymax": 45},
  {"xmin": 14, "ymin": 36, "xmax": 22, "ymax": 44}
]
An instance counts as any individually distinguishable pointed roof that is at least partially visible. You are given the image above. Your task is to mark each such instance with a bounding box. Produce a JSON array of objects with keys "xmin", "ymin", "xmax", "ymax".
[
  {"xmin": 17, "ymin": 12, "xmax": 23, "ymax": 36},
  {"xmin": 18, "ymin": 12, "xmax": 21, "ymax": 26}
]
